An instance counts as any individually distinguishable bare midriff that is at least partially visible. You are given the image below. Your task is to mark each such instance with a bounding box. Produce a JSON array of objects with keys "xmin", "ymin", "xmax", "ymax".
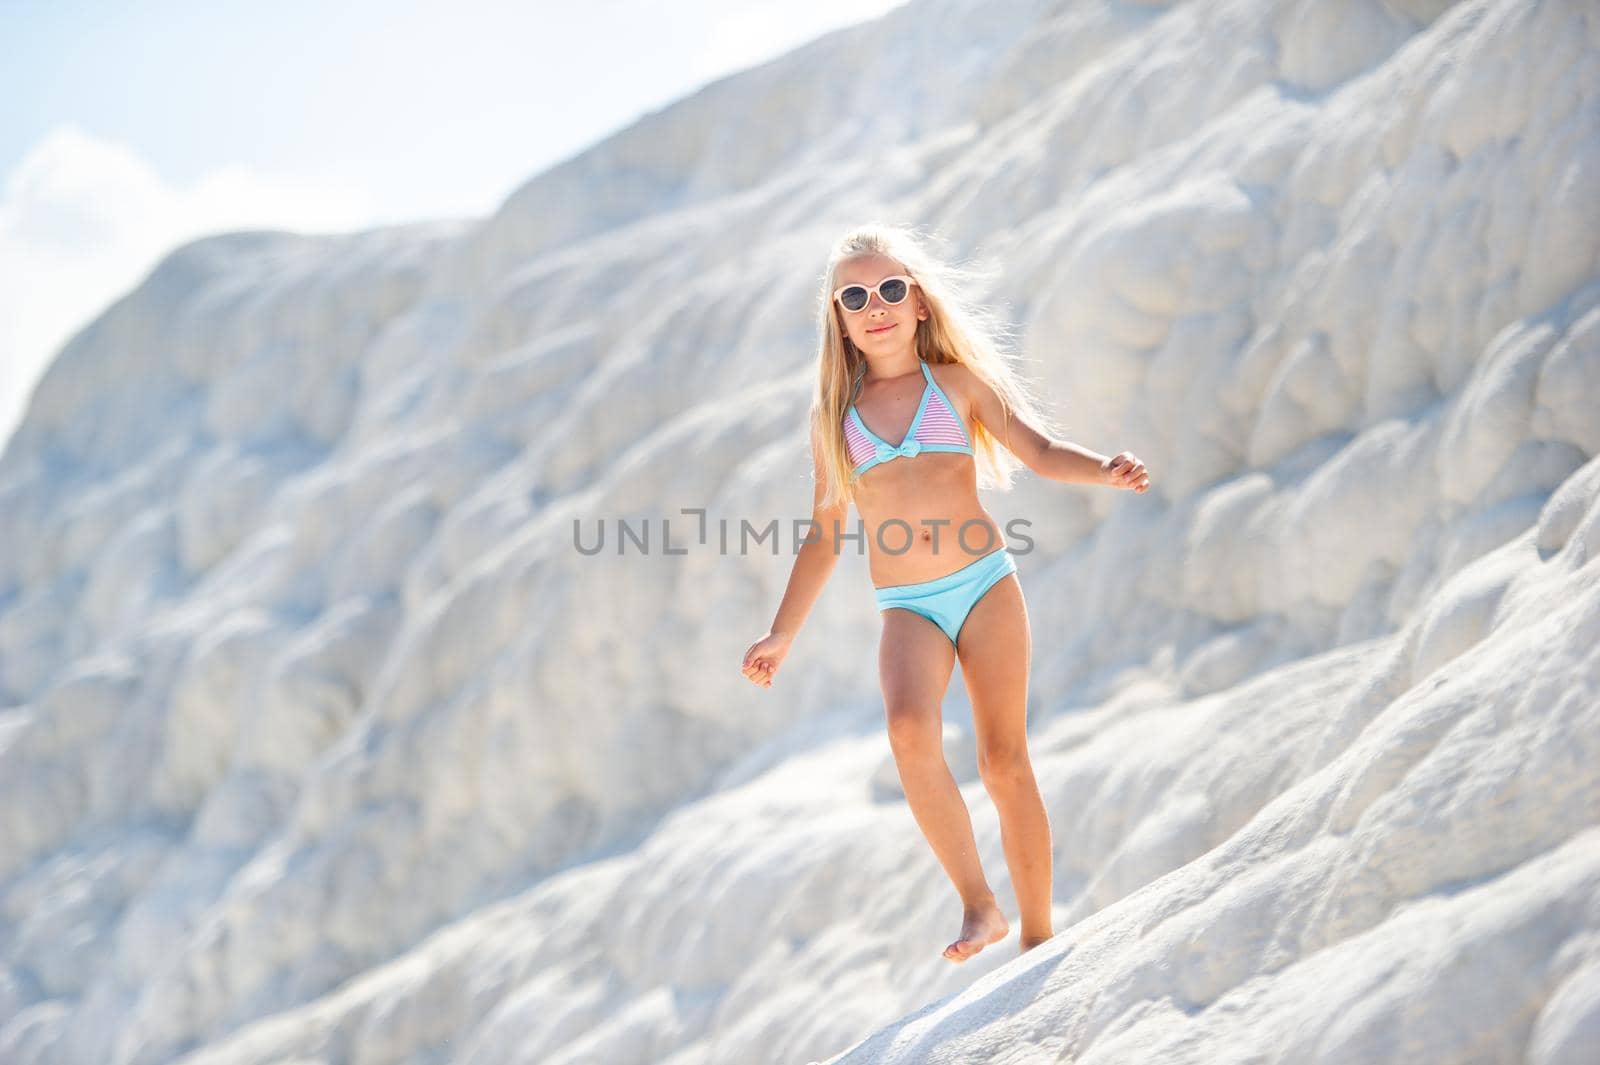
[{"xmin": 849, "ymin": 451, "xmax": 1007, "ymax": 588}]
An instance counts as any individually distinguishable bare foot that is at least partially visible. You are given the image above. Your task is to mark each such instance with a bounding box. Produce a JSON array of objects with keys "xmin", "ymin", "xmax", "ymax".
[
  {"xmin": 1019, "ymin": 931, "xmax": 1055, "ymax": 953},
  {"xmin": 942, "ymin": 901, "xmax": 1010, "ymax": 963}
]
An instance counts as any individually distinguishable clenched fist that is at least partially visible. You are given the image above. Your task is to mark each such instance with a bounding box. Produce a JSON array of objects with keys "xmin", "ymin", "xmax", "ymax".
[
  {"xmin": 1101, "ymin": 452, "xmax": 1150, "ymax": 493},
  {"xmin": 741, "ymin": 630, "xmax": 793, "ymax": 689}
]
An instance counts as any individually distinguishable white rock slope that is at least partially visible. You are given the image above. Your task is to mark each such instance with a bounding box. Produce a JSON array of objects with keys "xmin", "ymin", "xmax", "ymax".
[{"xmin": 0, "ymin": 0, "xmax": 1596, "ymax": 1063}]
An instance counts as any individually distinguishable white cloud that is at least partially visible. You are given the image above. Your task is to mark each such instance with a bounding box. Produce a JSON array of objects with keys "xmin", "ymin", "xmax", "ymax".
[{"xmin": 0, "ymin": 124, "xmax": 377, "ymax": 456}]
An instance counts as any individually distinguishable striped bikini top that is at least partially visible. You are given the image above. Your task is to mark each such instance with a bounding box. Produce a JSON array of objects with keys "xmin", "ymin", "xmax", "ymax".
[{"xmin": 843, "ymin": 359, "xmax": 974, "ymax": 478}]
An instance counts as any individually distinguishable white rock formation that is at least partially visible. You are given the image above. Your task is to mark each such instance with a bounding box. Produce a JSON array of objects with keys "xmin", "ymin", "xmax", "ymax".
[{"xmin": 0, "ymin": 0, "xmax": 1596, "ymax": 1062}]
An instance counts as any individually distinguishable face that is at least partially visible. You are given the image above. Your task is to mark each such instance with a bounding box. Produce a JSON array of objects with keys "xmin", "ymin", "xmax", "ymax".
[{"xmin": 832, "ymin": 252, "xmax": 928, "ymax": 353}]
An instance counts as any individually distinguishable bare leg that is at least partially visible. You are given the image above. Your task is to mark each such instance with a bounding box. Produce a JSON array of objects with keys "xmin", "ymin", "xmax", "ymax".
[
  {"xmin": 879, "ymin": 608, "xmax": 1010, "ymax": 962},
  {"xmin": 957, "ymin": 574, "xmax": 1055, "ymax": 952}
]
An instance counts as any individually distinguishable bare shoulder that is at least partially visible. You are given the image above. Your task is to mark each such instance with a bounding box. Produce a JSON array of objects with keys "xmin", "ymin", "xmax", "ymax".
[{"xmin": 928, "ymin": 359, "xmax": 977, "ymax": 413}]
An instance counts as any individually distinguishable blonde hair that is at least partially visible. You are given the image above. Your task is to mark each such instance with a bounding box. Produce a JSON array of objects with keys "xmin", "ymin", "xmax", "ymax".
[{"xmin": 810, "ymin": 222, "xmax": 1062, "ymax": 510}]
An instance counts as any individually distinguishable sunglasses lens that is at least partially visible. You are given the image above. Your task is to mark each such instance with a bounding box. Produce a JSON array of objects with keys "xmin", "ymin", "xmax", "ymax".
[
  {"xmin": 880, "ymin": 278, "xmax": 908, "ymax": 304},
  {"xmin": 840, "ymin": 286, "xmax": 870, "ymax": 311}
]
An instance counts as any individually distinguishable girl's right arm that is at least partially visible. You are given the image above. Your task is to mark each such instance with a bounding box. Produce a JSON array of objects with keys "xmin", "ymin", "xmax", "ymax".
[{"xmin": 741, "ymin": 421, "xmax": 850, "ymax": 688}]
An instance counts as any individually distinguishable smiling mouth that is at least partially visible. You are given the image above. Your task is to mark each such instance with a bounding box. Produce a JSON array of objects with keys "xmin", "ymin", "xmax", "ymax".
[{"xmin": 867, "ymin": 323, "xmax": 896, "ymax": 333}]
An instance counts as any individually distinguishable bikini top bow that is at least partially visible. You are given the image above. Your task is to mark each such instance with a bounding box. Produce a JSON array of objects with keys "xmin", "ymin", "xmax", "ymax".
[{"xmin": 875, "ymin": 438, "xmax": 922, "ymax": 462}]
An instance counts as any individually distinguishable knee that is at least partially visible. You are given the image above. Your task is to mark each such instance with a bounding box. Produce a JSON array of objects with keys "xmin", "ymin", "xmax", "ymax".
[
  {"xmin": 977, "ymin": 748, "xmax": 1033, "ymax": 790},
  {"xmin": 884, "ymin": 705, "xmax": 941, "ymax": 758}
]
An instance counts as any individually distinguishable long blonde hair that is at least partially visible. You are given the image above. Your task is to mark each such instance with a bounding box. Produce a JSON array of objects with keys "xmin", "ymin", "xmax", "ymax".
[{"xmin": 810, "ymin": 222, "xmax": 1062, "ymax": 510}]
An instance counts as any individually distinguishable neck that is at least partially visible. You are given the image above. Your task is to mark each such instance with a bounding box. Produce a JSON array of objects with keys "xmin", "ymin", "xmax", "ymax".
[{"xmin": 859, "ymin": 352, "xmax": 921, "ymax": 383}]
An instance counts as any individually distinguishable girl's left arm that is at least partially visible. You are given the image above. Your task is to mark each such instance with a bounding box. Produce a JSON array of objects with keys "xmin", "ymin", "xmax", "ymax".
[{"xmin": 952, "ymin": 364, "xmax": 1150, "ymax": 492}]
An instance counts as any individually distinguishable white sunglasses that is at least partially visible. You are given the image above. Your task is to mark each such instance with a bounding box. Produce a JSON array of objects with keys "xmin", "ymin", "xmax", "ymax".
[{"xmin": 833, "ymin": 275, "xmax": 916, "ymax": 313}]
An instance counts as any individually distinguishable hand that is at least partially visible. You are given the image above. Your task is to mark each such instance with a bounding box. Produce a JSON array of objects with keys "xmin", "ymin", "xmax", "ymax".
[
  {"xmin": 1101, "ymin": 451, "xmax": 1150, "ymax": 493},
  {"xmin": 741, "ymin": 630, "xmax": 793, "ymax": 689}
]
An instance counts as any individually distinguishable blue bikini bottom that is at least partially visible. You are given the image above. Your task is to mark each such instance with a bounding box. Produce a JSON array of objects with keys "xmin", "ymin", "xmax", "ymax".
[{"xmin": 873, "ymin": 546, "xmax": 1018, "ymax": 646}]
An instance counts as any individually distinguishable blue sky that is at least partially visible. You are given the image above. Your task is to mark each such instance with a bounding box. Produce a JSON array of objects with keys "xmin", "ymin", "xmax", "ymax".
[{"xmin": 0, "ymin": 0, "xmax": 902, "ymax": 454}]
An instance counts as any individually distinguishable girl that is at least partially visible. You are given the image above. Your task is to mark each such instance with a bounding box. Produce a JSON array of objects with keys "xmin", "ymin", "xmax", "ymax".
[{"xmin": 741, "ymin": 224, "xmax": 1150, "ymax": 963}]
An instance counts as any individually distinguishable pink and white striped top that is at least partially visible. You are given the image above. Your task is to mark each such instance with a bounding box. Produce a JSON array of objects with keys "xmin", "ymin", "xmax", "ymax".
[{"xmin": 843, "ymin": 359, "xmax": 974, "ymax": 477}]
